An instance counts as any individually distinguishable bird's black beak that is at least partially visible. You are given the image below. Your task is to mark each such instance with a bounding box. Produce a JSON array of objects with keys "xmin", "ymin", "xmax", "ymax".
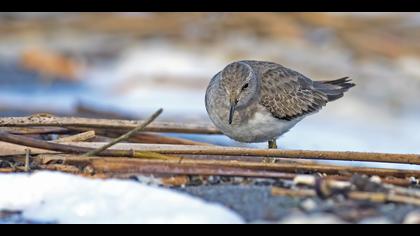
[{"xmin": 229, "ymin": 103, "xmax": 236, "ymax": 125}]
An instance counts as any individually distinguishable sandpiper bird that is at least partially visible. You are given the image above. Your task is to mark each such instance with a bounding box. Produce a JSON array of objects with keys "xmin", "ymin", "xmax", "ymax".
[{"xmin": 205, "ymin": 60, "xmax": 355, "ymax": 149}]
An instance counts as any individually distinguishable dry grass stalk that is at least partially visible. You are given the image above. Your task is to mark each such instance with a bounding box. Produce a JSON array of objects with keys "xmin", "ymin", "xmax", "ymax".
[
  {"xmin": 24, "ymin": 148, "xmax": 31, "ymax": 172},
  {"xmin": 55, "ymin": 142, "xmax": 420, "ymax": 165},
  {"xmin": 0, "ymin": 132, "xmax": 178, "ymax": 161},
  {"xmin": 55, "ymin": 131, "xmax": 96, "ymax": 143},
  {"xmin": 84, "ymin": 108, "xmax": 163, "ymax": 156},
  {"xmin": 37, "ymin": 154, "xmax": 420, "ymax": 179},
  {"xmin": 0, "ymin": 115, "xmax": 221, "ymax": 134}
]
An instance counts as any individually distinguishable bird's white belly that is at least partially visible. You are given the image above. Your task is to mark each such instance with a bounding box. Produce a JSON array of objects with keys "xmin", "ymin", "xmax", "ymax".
[{"xmin": 222, "ymin": 109, "xmax": 302, "ymax": 143}]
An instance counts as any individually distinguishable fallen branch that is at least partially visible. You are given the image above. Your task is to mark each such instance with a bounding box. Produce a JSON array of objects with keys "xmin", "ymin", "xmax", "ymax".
[
  {"xmin": 0, "ymin": 127, "xmax": 69, "ymax": 135},
  {"xmin": 84, "ymin": 108, "xmax": 163, "ymax": 157},
  {"xmin": 58, "ymin": 143, "xmax": 420, "ymax": 165},
  {"xmin": 2, "ymin": 137, "xmax": 418, "ymax": 178},
  {"xmin": 0, "ymin": 115, "xmax": 221, "ymax": 134},
  {"xmin": 73, "ymin": 127, "xmax": 213, "ymax": 146},
  {"xmin": 0, "ymin": 132, "xmax": 178, "ymax": 161},
  {"xmin": 0, "ymin": 141, "xmax": 56, "ymax": 156},
  {"xmin": 151, "ymin": 147, "xmax": 420, "ymax": 165},
  {"xmin": 37, "ymin": 154, "xmax": 420, "ymax": 178}
]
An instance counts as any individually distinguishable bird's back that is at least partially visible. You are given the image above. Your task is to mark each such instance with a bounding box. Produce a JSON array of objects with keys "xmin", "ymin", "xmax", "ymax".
[{"xmin": 241, "ymin": 60, "xmax": 355, "ymax": 121}]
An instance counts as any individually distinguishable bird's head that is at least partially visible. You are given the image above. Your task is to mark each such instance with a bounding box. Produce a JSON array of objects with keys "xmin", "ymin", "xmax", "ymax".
[{"xmin": 219, "ymin": 61, "xmax": 259, "ymax": 125}]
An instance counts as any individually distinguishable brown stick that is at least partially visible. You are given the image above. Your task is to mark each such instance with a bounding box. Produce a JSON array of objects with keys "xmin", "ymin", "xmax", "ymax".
[
  {"xmin": 58, "ymin": 143, "xmax": 420, "ymax": 165},
  {"xmin": 0, "ymin": 168, "xmax": 18, "ymax": 173},
  {"xmin": 55, "ymin": 131, "xmax": 96, "ymax": 143},
  {"xmin": 0, "ymin": 132, "xmax": 178, "ymax": 161},
  {"xmin": 37, "ymin": 155, "xmax": 297, "ymax": 179},
  {"xmin": 24, "ymin": 148, "xmax": 31, "ymax": 172},
  {"xmin": 271, "ymin": 187, "xmax": 316, "ymax": 198},
  {"xmin": 3, "ymin": 136, "xmax": 418, "ymax": 177},
  {"xmin": 2, "ymin": 116, "xmax": 418, "ymax": 164},
  {"xmin": 37, "ymin": 164, "xmax": 82, "ymax": 174},
  {"xmin": 71, "ymin": 126, "xmax": 213, "ymax": 146},
  {"xmin": 38, "ymin": 154, "xmax": 420, "ymax": 178},
  {"xmin": 0, "ymin": 127, "xmax": 69, "ymax": 135},
  {"xmin": 151, "ymin": 147, "xmax": 420, "ymax": 165},
  {"xmin": 84, "ymin": 108, "xmax": 163, "ymax": 156},
  {"xmin": 0, "ymin": 115, "xmax": 221, "ymax": 134}
]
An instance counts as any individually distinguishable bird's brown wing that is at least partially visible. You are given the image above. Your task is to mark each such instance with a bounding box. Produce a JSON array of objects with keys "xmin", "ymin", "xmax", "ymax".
[{"xmin": 258, "ymin": 66, "xmax": 329, "ymax": 121}]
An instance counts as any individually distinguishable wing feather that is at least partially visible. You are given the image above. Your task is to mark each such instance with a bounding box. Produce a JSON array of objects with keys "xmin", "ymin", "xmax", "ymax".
[{"xmin": 258, "ymin": 66, "xmax": 329, "ymax": 121}]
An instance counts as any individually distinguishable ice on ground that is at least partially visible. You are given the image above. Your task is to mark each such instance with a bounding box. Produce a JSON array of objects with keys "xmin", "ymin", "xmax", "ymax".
[{"xmin": 0, "ymin": 171, "xmax": 243, "ymax": 224}]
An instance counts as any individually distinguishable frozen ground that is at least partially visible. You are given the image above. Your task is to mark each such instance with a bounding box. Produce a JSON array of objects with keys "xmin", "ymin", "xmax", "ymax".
[{"xmin": 0, "ymin": 171, "xmax": 243, "ymax": 224}]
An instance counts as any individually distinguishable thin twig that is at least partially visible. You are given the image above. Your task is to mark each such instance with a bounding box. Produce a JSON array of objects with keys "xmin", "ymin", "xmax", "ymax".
[
  {"xmin": 83, "ymin": 108, "xmax": 163, "ymax": 157},
  {"xmin": 56, "ymin": 143, "xmax": 420, "ymax": 165},
  {"xmin": 0, "ymin": 127, "xmax": 69, "ymax": 135},
  {"xmin": 271, "ymin": 187, "xmax": 316, "ymax": 198},
  {"xmin": 0, "ymin": 115, "xmax": 221, "ymax": 134},
  {"xmin": 37, "ymin": 154, "xmax": 420, "ymax": 178},
  {"xmin": 0, "ymin": 168, "xmax": 18, "ymax": 173},
  {"xmin": 70, "ymin": 127, "xmax": 213, "ymax": 146},
  {"xmin": 54, "ymin": 130, "xmax": 96, "ymax": 143},
  {"xmin": 148, "ymin": 146, "xmax": 420, "ymax": 165},
  {"xmin": 0, "ymin": 132, "xmax": 178, "ymax": 161},
  {"xmin": 24, "ymin": 148, "xmax": 31, "ymax": 172}
]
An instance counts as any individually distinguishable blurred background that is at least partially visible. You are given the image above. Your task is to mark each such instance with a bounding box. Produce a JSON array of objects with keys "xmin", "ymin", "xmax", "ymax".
[{"xmin": 1, "ymin": 12, "xmax": 420, "ymax": 154}]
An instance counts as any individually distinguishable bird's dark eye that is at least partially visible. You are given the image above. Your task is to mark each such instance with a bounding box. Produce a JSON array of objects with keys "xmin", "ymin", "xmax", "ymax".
[{"xmin": 241, "ymin": 83, "xmax": 249, "ymax": 91}]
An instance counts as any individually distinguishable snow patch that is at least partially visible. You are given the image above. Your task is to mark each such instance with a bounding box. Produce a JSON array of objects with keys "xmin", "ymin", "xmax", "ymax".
[{"xmin": 0, "ymin": 171, "xmax": 243, "ymax": 224}]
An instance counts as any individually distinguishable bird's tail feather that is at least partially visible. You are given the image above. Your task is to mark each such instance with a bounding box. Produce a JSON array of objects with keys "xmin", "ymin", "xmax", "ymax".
[{"xmin": 315, "ymin": 77, "xmax": 355, "ymax": 102}]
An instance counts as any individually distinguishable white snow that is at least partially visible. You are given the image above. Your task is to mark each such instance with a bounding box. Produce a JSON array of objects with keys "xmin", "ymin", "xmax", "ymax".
[{"xmin": 0, "ymin": 171, "xmax": 243, "ymax": 224}]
